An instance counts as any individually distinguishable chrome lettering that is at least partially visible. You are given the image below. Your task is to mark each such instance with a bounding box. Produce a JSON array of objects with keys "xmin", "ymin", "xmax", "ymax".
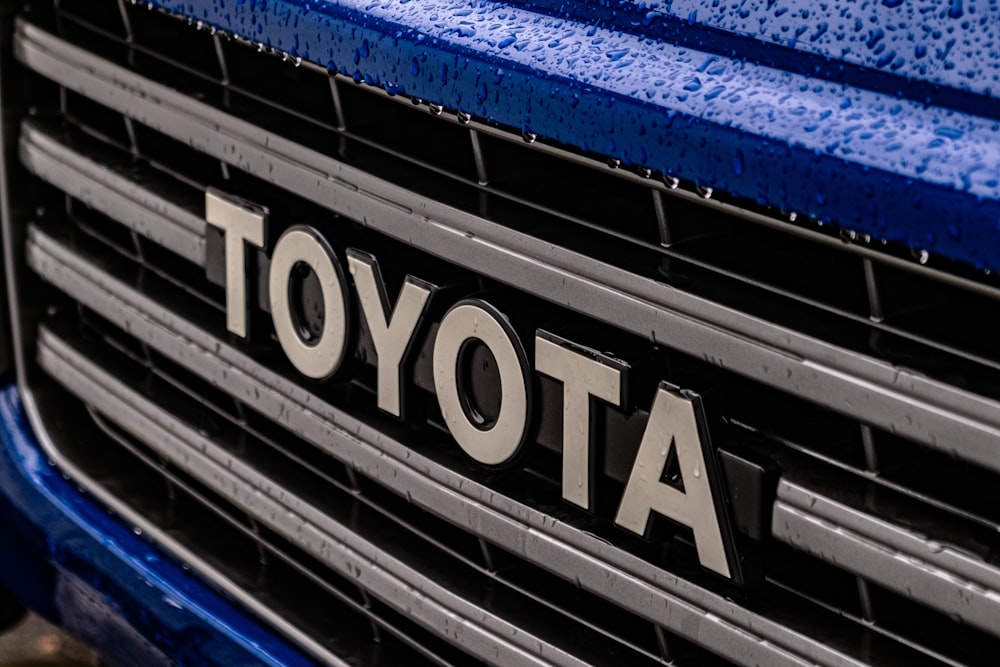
[
  {"xmin": 347, "ymin": 249, "xmax": 434, "ymax": 418},
  {"xmin": 205, "ymin": 189, "xmax": 266, "ymax": 338},
  {"xmin": 208, "ymin": 194, "xmax": 739, "ymax": 580},
  {"xmin": 269, "ymin": 226, "xmax": 350, "ymax": 381},
  {"xmin": 615, "ymin": 385, "xmax": 732, "ymax": 578},
  {"xmin": 535, "ymin": 331, "xmax": 625, "ymax": 510},
  {"xmin": 433, "ymin": 300, "xmax": 532, "ymax": 467}
]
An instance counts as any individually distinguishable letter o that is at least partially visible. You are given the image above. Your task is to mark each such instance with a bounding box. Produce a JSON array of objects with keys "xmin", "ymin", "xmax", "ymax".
[
  {"xmin": 433, "ymin": 300, "xmax": 532, "ymax": 467},
  {"xmin": 269, "ymin": 226, "xmax": 350, "ymax": 380}
]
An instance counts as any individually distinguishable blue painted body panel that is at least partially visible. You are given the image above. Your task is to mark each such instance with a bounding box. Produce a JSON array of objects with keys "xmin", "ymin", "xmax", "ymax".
[
  {"xmin": 514, "ymin": 0, "xmax": 1000, "ymax": 101},
  {"xmin": 157, "ymin": 0, "xmax": 1000, "ymax": 270},
  {"xmin": 0, "ymin": 384, "xmax": 317, "ymax": 667}
]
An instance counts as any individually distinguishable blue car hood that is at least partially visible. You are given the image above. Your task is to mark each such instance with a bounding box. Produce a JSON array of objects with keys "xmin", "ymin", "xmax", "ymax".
[{"xmin": 154, "ymin": 0, "xmax": 1000, "ymax": 270}]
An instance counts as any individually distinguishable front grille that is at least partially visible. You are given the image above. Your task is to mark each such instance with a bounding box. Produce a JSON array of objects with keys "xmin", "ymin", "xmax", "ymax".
[{"xmin": 7, "ymin": 1, "xmax": 1000, "ymax": 665}]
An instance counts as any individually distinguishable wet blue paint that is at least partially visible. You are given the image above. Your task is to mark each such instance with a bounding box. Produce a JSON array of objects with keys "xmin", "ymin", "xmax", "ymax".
[
  {"xmin": 0, "ymin": 384, "xmax": 317, "ymax": 667},
  {"xmin": 503, "ymin": 0, "xmax": 1000, "ymax": 107},
  {"xmin": 151, "ymin": 0, "xmax": 1000, "ymax": 270}
]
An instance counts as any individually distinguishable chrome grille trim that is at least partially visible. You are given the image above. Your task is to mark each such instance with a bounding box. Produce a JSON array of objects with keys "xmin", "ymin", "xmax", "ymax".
[
  {"xmin": 25, "ymin": 224, "xmax": 861, "ymax": 667},
  {"xmin": 14, "ymin": 19, "xmax": 1000, "ymax": 474},
  {"xmin": 36, "ymin": 327, "xmax": 587, "ymax": 667},
  {"xmin": 772, "ymin": 479, "xmax": 1000, "ymax": 637},
  {"xmin": 19, "ymin": 120, "xmax": 205, "ymax": 264}
]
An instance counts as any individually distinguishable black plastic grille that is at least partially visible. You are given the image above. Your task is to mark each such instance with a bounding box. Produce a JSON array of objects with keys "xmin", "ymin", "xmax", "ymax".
[{"xmin": 10, "ymin": 1, "xmax": 1000, "ymax": 666}]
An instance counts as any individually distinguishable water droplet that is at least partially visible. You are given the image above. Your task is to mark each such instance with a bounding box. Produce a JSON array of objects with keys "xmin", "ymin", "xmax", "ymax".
[{"xmin": 934, "ymin": 126, "xmax": 964, "ymax": 140}]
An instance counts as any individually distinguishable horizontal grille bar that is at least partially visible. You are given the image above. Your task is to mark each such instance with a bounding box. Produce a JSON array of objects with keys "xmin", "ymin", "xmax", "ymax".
[
  {"xmin": 15, "ymin": 18, "xmax": 1000, "ymax": 476},
  {"xmin": 773, "ymin": 478, "xmax": 1000, "ymax": 637},
  {"xmin": 19, "ymin": 119, "xmax": 205, "ymax": 263}
]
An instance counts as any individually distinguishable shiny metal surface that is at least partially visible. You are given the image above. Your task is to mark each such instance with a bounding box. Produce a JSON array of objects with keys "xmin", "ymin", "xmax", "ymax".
[
  {"xmin": 772, "ymin": 476, "xmax": 1000, "ymax": 637},
  {"xmin": 346, "ymin": 249, "xmax": 434, "ymax": 418},
  {"xmin": 268, "ymin": 225, "xmax": 351, "ymax": 380},
  {"xmin": 18, "ymin": 122, "xmax": 205, "ymax": 265},
  {"xmin": 433, "ymin": 300, "xmax": 532, "ymax": 468}
]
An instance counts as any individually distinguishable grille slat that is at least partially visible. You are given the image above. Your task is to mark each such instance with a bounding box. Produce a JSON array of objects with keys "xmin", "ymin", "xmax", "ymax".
[
  {"xmin": 773, "ymin": 496, "xmax": 1000, "ymax": 638},
  {"xmin": 20, "ymin": 120, "xmax": 205, "ymax": 263}
]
